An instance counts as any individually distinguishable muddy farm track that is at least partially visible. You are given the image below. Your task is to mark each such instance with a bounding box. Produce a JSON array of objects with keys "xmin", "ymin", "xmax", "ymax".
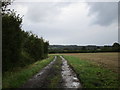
[{"xmin": 22, "ymin": 56, "xmax": 82, "ymax": 88}]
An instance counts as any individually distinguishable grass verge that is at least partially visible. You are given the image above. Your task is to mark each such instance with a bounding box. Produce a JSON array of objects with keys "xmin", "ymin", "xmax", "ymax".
[
  {"xmin": 63, "ymin": 55, "xmax": 119, "ymax": 88},
  {"xmin": 3, "ymin": 56, "xmax": 54, "ymax": 88},
  {"xmin": 42, "ymin": 56, "xmax": 62, "ymax": 88}
]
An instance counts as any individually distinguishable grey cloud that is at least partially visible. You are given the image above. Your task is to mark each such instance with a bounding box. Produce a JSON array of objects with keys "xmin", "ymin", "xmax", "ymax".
[
  {"xmin": 26, "ymin": 2, "xmax": 71, "ymax": 23},
  {"xmin": 88, "ymin": 2, "xmax": 118, "ymax": 26},
  {"xmin": 13, "ymin": 2, "xmax": 118, "ymax": 45}
]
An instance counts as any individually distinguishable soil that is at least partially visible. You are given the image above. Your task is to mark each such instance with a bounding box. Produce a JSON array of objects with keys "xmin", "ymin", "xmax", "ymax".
[
  {"xmin": 60, "ymin": 56, "xmax": 82, "ymax": 88},
  {"xmin": 21, "ymin": 56, "xmax": 82, "ymax": 88},
  {"xmin": 22, "ymin": 56, "xmax": 57, "ymax": 88}
]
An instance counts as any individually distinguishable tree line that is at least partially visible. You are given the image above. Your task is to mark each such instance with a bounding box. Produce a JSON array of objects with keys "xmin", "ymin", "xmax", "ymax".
[
  {"xmin": 2, "ymin": 1, "xmax": 49, "ymax": 72},
  {"xmin": 49, "ymin": 42, "xmax": 120, "ymax": 53}
]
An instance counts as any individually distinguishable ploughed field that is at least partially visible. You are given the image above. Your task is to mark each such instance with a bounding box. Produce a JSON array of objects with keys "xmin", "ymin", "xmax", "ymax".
[{"xmin": 58, "ymin": 53, "xmax": 119, "ymax": 73}]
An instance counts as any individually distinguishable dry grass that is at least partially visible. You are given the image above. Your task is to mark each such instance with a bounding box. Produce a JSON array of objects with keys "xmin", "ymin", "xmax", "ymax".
[{"xmin": 59, "ymin": 53, "xmax": 119, "ymax": 73}]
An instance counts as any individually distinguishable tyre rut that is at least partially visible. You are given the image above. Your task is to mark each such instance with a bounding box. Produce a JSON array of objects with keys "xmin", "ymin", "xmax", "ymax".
[{"xmin": 22, "ymin": 56, "xmax": 57, "ymax": 88}]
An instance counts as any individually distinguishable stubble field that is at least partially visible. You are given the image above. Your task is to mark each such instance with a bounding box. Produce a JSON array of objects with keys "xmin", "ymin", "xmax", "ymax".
[{"xmin": 52, "ymin": 53, "xmax": 119, "ymax": 73}]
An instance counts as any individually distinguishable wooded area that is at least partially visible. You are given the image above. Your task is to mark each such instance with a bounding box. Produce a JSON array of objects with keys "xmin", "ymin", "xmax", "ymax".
[{"xmin": 2, "ymin": 1, "xmax": 49, "ymax": 72}]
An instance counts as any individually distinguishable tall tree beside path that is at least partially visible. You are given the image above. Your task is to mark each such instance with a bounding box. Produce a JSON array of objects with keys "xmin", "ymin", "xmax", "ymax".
[{"xmin": 2, "ymin": 0, "xmax": 49, "ymax": 72}]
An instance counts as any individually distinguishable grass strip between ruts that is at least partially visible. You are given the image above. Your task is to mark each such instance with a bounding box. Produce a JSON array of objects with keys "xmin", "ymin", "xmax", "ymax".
[{"xmin": 42, "ymin": 56, "xmax": 62, "ymax": 88}]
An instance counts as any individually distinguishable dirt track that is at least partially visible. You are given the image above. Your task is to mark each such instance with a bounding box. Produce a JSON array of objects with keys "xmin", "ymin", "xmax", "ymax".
[
  {"xmin": 22, "ymin": 56, "xmax": 57, "ymax": 88},
  {"xmin": 22, "ymin": 56, "xmax": 81, "ymax": 88},
  {"xmin": 60, "ymin": 56, "xmax": 82, "ymax": 88}
]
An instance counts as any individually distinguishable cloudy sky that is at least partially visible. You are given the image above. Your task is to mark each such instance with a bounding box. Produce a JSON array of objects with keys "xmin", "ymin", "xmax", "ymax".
[{"xmin": 8, "ymin": 0, "xmax": 119, "ymax": 45}]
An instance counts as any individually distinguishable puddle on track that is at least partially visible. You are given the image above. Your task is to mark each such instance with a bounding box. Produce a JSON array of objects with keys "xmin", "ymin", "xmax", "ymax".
[
  {"xmin": 22, "ymin": 56, "xmax": 82, "ymax": 88},
  {"xmin": 60, "ymin": 56, "xmax": 82, "ymax": 88}
]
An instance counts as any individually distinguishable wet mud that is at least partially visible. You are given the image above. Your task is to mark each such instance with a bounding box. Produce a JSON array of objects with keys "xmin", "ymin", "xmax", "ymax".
[
  {"xmin": 22, "ymin": 56, "xmax": 82, "ymax": 88},
  {"xmin": 22, "ymin": 56, "xmax": 57, "ymax": 88},
  {"xmin": 60, "ymin": 56, "xmax": 82, "ymax": 88}
]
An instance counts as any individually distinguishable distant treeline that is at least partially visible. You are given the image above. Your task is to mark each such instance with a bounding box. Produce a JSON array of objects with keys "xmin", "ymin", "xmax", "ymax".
[
  {"xmin": 2, "ymin": 1, "xmax": 49, "ymax": 72},
  {"xmin": 49, "ymin": 43, "xmax": 120, "ymax": 53}
]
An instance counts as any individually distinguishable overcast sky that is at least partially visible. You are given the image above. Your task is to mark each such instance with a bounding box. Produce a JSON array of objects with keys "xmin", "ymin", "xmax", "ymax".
[{"xmin": 8, "ymin": 0, "xmax": 119, "ymax": 45}]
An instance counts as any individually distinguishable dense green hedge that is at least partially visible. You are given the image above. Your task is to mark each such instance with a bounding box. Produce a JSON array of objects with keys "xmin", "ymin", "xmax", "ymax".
[{"xmin": 2, "ymin": 6, "xmax": 49, "ymax": 72}]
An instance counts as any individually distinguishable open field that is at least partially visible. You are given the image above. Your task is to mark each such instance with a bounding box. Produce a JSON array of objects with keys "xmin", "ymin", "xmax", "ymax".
[
  {"xmin": 3, "ymin": 53, "xmax": 119, "ymax": 88},
  {"xmin": 50, "ymin": 53, "xmax": 119, "ymax": 88},
  {"xmin": 51, "ymin": 53, "xmax": 119, "ymax": 73},
  {"xmin": 63, "ymin": 55, "xmax": 119, "ymax": 88}
]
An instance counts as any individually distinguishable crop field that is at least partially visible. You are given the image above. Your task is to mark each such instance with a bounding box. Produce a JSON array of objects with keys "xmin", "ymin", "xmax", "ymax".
[
  {"xmin": 50, "ymin": 53, "xmax": 119, "ymax": 88},
  {"xmin": 60, "ymin": 53, "xmax": 119, "ymax": 73},
  {"xmin": 63, "ymin": 55, "xmax": 119, "ymax": 88},
  {"xmin": 3, "ymin": 53, "xmax": 119, "ymax": 88}
]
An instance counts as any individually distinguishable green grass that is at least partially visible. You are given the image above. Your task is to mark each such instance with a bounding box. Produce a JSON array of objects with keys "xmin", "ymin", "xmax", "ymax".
[
  {"xmin": 43, "ymin": 56, "xmax": 62, "ymax": 88},
  {"xmin": 63, "ymin": 55, "xmax": 119, "ymax": 88},
  {"xmin": 3, "ymin": 56, "xmax": 54, "ymax": 88}
]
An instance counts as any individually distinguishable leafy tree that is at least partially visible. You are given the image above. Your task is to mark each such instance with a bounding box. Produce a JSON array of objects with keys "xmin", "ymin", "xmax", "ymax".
[
  {"xmin": 44, "ymin": 41, "xmax": 49, "ymax": 57},
  {"xmin": 2, "ymin": 0, "xmax": 49, "ymax": 72},
  {"xmin": 2, "ymin": 10, "xmax": 23, "ymax": 71},
  {"xmin": 1, "ymin": 0, "xmax": 13, "ymax": 15},
  {"xmin": 112, "ymin": 42, "xmax": 120, "ymax": 47},
  {"xmin": 112, "ymin": 42, "xmax": 120, "ymax": 52}
]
